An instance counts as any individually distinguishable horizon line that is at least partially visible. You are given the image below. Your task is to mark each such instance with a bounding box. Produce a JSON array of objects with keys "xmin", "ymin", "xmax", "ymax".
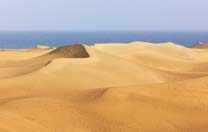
[{"xmin": 0, "ymin": 29, "xmax": 208, "ymax": 32}]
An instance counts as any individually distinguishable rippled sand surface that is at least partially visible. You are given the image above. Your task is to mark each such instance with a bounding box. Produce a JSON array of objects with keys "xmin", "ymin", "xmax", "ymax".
[{"xmin": 0, "ymin": 42, "xmax": 208, "ymax": 132}]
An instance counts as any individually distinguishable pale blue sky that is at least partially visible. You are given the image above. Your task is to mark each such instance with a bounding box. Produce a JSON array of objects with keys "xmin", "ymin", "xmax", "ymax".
[{"xmin": 0, "ymin": 0, "xmax": 207, "ymax": 30}]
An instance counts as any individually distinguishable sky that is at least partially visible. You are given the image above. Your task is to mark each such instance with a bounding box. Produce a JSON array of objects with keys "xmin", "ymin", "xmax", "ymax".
[{"xmin": 0, "ymin": 0, "xmax": 207, "ymax": 31}]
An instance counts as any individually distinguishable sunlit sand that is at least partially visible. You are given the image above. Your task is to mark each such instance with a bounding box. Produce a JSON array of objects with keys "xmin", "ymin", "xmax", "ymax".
[{"xmin": 0, "ymin": 42, "xmax": 208, "ymax": 131}]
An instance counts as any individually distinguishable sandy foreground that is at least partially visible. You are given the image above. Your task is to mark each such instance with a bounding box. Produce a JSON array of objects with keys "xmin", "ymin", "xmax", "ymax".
[{"xmin": 0, "ymin": 42, "xmax": 208, "ymax": 131}]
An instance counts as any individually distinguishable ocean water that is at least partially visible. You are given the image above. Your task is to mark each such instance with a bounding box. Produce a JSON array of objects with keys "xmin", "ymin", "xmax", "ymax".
[{"xmin": 0, "ymin": 31, "xmax": 208, "ymax": 48}]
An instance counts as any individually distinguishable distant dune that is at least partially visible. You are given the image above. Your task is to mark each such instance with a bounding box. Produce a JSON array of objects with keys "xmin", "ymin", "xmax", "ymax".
[
  {"xmin": 192, "ymin": 43, "xmax": 208, "ymax": 49},
  {"xmin": 36, "ymin": 44, "xmax": 50, "ymax": 49},
  {"xmin": 45, "ymin": 44, "xmax": 90, "ymax": 58},
  {"xmin": 1, "ymin": 42, "xmax": 208, "ymax": 131}
]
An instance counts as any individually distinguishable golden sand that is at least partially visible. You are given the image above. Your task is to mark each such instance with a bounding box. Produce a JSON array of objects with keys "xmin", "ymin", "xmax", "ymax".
[{"xmin": 0, "ymin": 42, "xmax": 208, "ymax": 131}]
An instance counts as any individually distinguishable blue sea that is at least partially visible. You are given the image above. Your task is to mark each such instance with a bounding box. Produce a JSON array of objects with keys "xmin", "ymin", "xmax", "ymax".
[{"xmin": 0, "ymin": 31, "xmax": 208, "ymax": 48}]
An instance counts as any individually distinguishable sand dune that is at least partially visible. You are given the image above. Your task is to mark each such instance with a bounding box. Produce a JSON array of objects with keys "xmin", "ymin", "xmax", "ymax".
[
  {"xmin": 192, "ymin": 43, "xmax": 208, "ymax": 49},
  {"xmin": 0, "ymin": 42, "xmax": 208, "ymax": 131},
  {"xmin": 0, "ymin": 44, "xmax": 89, "ymax": 79}
]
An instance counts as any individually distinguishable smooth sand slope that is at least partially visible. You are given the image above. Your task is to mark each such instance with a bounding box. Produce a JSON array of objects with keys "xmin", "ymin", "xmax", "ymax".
[{"xmin": 1, "ymin": 42, "xmax": 208, "ymax": 131}]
